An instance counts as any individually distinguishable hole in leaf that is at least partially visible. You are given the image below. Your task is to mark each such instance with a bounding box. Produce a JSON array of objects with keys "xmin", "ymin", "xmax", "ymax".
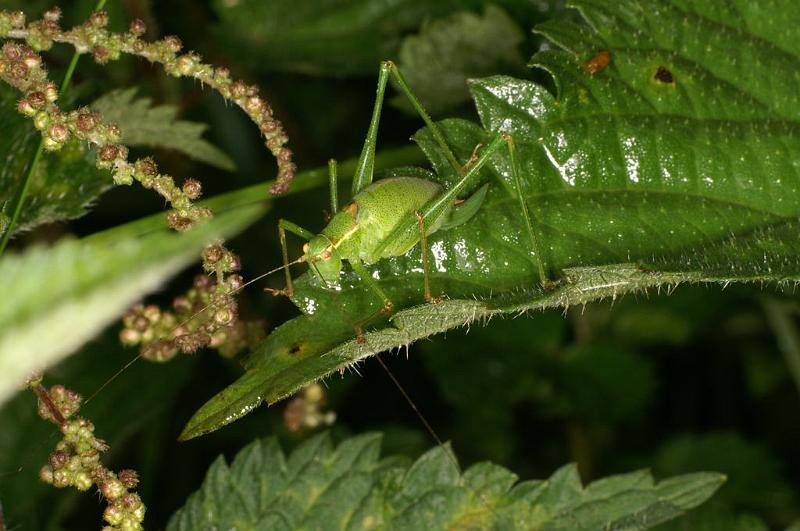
[{"xmin": 653, "ymin": 66, "xmax": 675, "ymax": 84}]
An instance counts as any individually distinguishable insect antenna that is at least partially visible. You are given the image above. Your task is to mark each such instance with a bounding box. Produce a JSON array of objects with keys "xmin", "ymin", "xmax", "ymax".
[{"xmin": 374, "ymin": 354, "xmax": 444, "ymax": 448}]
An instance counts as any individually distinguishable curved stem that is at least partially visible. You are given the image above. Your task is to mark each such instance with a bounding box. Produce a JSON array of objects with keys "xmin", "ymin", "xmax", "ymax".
[{"xmin": 0, "ymin": 0, "xmax": 108, "ymax": 256}]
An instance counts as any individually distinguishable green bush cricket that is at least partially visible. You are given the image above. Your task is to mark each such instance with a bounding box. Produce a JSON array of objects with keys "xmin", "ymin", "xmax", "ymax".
[{"xmin": 270, "ymin": 61, "xmax": 546, "ymax": 339}]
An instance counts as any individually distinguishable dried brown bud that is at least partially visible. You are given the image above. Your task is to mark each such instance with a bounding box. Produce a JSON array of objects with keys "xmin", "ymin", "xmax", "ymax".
[
  {"xmin": 182, "ymin": 178, "xmax": 202, "ymax": 199},
  {"xmin": 119, "ymin": 328, "xmax": 140, "ymax": 345},
  {"xmin": 76, "ymin": 111, "xmax": 98, "ymax": 132},
  {"xmin": 172, "ymin": 296, "xmax": 192, "ymax": 313},
  {"xmin": 49, "ymin": 450, "xmax": 70, "ymax": 469},
  {"xmin": 48, "ymin": 123, "xmax": 69, "ymax": 143},
  {"xmin": 230, "ymin": 81, "xmax": 247, "ymax": 98},
  {"xmin": 163, "ymin": 36, "xmax": 182, "ymax": 53},
  {"xmin": 260, "ymin": 120, "xmax": 277, "ymax": 134},
  {"xmin": 9, "ymin": 60, "xmax": 28, "ymax": 80},
  {"xmin": 89, "ymin": 10, "xmax": 109, "ymax": 28},
  {"xmin": 193, "ymin": 274, "xmax": 212, "ymax": 288},
  {"xmin": 129, "ymin": 18, "xmax": 146, "ymax": 36},
  {"xmin": 166, "ymin": 210, "xmax": 193, "ymax": 231},
  {"xmin": 118, "ymin": 469, "xmax": 139, "ymax": 489},
  {"xmin": 43, "ymin": 7, "xmax": 62, "ymax": 22},
  {"xmin": 227, "ymin": 274, "xmax": 244, "ymax": 291},
  {"xmin": 27, "ymin": 90, "xmax": 46, "ymax": 109},
  {"xmin": 203, "ymin": 244, "xmax": 224, "ymax": 264},
  {"xmin": 92, "ymin": 46, "xmax": 109, "ymax": 64},
  {"xmin": 245, "ymin": 96, "xmax": 264, "ymax": 114},
  {"xmin": 2, "ymin": 42, "xmax": 22, "ymax": 60},
  {"xmin": 98, "ymin": 144, "xmax": 120, "ymax": 162},
  {"xmin": 136, "ymin": 158, "xmax": 157, "ymax": 177}
]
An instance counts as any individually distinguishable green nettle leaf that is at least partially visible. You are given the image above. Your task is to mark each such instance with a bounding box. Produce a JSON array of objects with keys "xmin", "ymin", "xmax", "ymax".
[
  {"xmin": 167, "ymin": 432, "xmax": 724, "ymax": 531},
  {"xmin": 182, "ymin": 0, "xmax": 800, "ymax": 438},
  {"xmin": 393, "ymin": 5, "xmax": 526, "ymax": 115},
  {"xmin": 0, "ymin": 203, "xmax": 264, "ymax": 406},
  {"xmin": 91, "ymin": 88, "xmax": 235, "ymax": 171},
  {"xmin": 0, "ymin": 84, "xmax": 112, "ymax": 235}
]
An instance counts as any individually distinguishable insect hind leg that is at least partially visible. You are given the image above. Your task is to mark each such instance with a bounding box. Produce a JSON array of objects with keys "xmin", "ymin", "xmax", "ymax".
[{"xmin": 502, "ymin": 134, "xmax": 548, "ymax": 283}]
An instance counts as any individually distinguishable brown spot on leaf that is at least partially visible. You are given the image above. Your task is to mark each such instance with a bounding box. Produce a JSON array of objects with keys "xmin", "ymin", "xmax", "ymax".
[
  {"xmin": 289, "ymin": 344, "xmax": 302, "ymax": 355},
  {"xmin": 582, "ymin": 50, "xmax": 611, "ymax": 75}
]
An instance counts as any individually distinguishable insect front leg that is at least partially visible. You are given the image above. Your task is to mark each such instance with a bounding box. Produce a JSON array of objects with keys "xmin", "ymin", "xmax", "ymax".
[
  {"xmin": 328, "ymin": 158, "xmax": 338, "ymax": 216},
  {"xmin": 268, "ymin": 219, "xmax": 315, "ymax": 297}
]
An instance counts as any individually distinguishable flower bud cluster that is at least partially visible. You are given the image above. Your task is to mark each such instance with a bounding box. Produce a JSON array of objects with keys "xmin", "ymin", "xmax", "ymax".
[
  {"xmin": 283, "ymin": 383, "xmax": 337, "ymax": 433},
  {"xmin": 1, "ymin": 8, "xmax": 295, "ymax": 195},
  {"xmin": 120, "ymin": 242, "xmax": 263, "ymax": 361},
  {"xmin": 0, "ymin": 39, "xmax": 212, "ymax": 230},
  {"xmin": 31, "ymin": 382, "xmax": 145, "ymax": 530}
]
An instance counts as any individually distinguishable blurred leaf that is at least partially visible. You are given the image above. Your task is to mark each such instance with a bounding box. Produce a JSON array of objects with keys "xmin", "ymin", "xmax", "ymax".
[
  {"xmin": 0, "ymin": 84, "xmax": 112, "ymax": 236},
  {"xmin": 654, "ymin": 433, "xmax": 797, "ymax": 520},
  {"xmin": 762, "ymin": 298, "xmax": 800, "ymax": 398},
  {"xmin": 559, "ymin": 343, "xmax": 655, "ymax": 422},
  {"xmin": 419, "ymin": 314, "xmax": 566, "ymax": 461},
  {"xmin": 658, "ymin": 507, "xmax": 769, "ymax": 531},
  {"xmin": 211, "ymin": 0, "xmax": 497, "ymax": 75},
  {"xmin": 180, "ymin": 0, "xmax": 800, "ymax": 438},
  {"xmin": 393, "ymin": 5, "xmax": 526, "ymax": 115},
  {"xmin": 91, "ymin": 88, "xmax": 235, "ymax": 171},
  {"xmin": 167, "ymin": 431, "xmax": 724, "ymax": 530},
  {"xmin": 0, "ymin": 203, "xmax": 265, "ymax": 406},
  {"xmin": 669, "ymin": 508, "xmax": 770, "ymax": 531}
]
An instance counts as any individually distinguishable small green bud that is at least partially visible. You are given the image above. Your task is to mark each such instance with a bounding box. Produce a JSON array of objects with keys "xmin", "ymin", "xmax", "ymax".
[
  {"xmin": 101, "ymin": 477, "xmax": 126, "ymax": 500},
  {"xmin": 104, "ymin": 504, "xmax": 124, "ymax": 526},
  {"xmin": 33, "ymin": 110, "xmax": 49, "ymax": 130},
  {"xmin": 17, "ymin": 97, "xmax": 35, "ymax": 116},
  {"xmin": 43, "ymin": 81, "xmax": 58, "ymax": 102},
  {"xmin": 74, "ymin": 471, "xmax": 93, "ymax": 491}
]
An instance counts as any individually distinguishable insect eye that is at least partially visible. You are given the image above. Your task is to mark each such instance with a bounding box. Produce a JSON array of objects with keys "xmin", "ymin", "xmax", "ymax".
[
  {"xmin": 320, "ymin": 250, "xmax": 332, "ymax": 260},
  {"xmin": 302, "ymin": 243, "xmax": 310, "ymax": 253}
]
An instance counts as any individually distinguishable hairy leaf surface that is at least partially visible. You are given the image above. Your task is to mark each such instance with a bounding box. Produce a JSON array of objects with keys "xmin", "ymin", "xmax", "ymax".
[
  {"xmin": 0, "ymin": 84, "xmax": 111, "ymax": 236},
  {"xmin": 91, "ymin": 88, "xmax": 235, "ymax": 171},
  {"xmin": 167, "ymin": 432, "xmax": 724, "ymax": 530},
  {"xmin": 392, "ymin": 5, "xmax": 526, "ymax": 114},
  {"xmin": 182, "ymin": 0, "xmax": 800, "ymax": 438}
]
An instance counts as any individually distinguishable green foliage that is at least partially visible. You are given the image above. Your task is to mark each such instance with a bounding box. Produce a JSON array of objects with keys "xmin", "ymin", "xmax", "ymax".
[
  {"xmin": 392, "ymin": 5, "xmax": 526, "ymax": 114},
  {"xmin": 0, "ymin": 202, "xmax": 264, "ymax": 405},
  {"xmin": 167, "ymin": 431, "xmax": 724, "ymax": 530},
  {"xmin": 1, "ymin": 1, "xmax": 799, "ymax": 529},
  {"xmin": 181, "ymin": 0, "xmax": 800, "ymax": 438},
  {"xmin": 91, "ymin": 88, "xmax": 235, "ymax": 171},
  {"xmin": 0, "ymin": 84, "xmax": 111, "ymax": 236},
  {"xmin": 211, "ymin": 0, "xmax": 493, "ymax": 75},
  {"xmin": 653, "ymin": 433, "xmax": 797, "ymax": 522}
]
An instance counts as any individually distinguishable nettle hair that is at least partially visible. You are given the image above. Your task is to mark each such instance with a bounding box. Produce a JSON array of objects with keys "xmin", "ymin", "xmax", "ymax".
[{"xmin": 0, "ymin": 7, "xmax": 294, "ymax": 529}]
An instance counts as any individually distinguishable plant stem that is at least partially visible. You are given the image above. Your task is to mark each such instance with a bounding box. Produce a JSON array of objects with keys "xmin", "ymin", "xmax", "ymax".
[{"xmin": 0, "ymin": 0, "xmax": 108, "ymax": 256}]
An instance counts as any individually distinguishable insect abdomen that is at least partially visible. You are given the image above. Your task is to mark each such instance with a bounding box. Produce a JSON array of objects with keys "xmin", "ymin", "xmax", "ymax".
[{"xmin": 353, "ymin": 177, "xmax": 446, "ymax": 262}]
